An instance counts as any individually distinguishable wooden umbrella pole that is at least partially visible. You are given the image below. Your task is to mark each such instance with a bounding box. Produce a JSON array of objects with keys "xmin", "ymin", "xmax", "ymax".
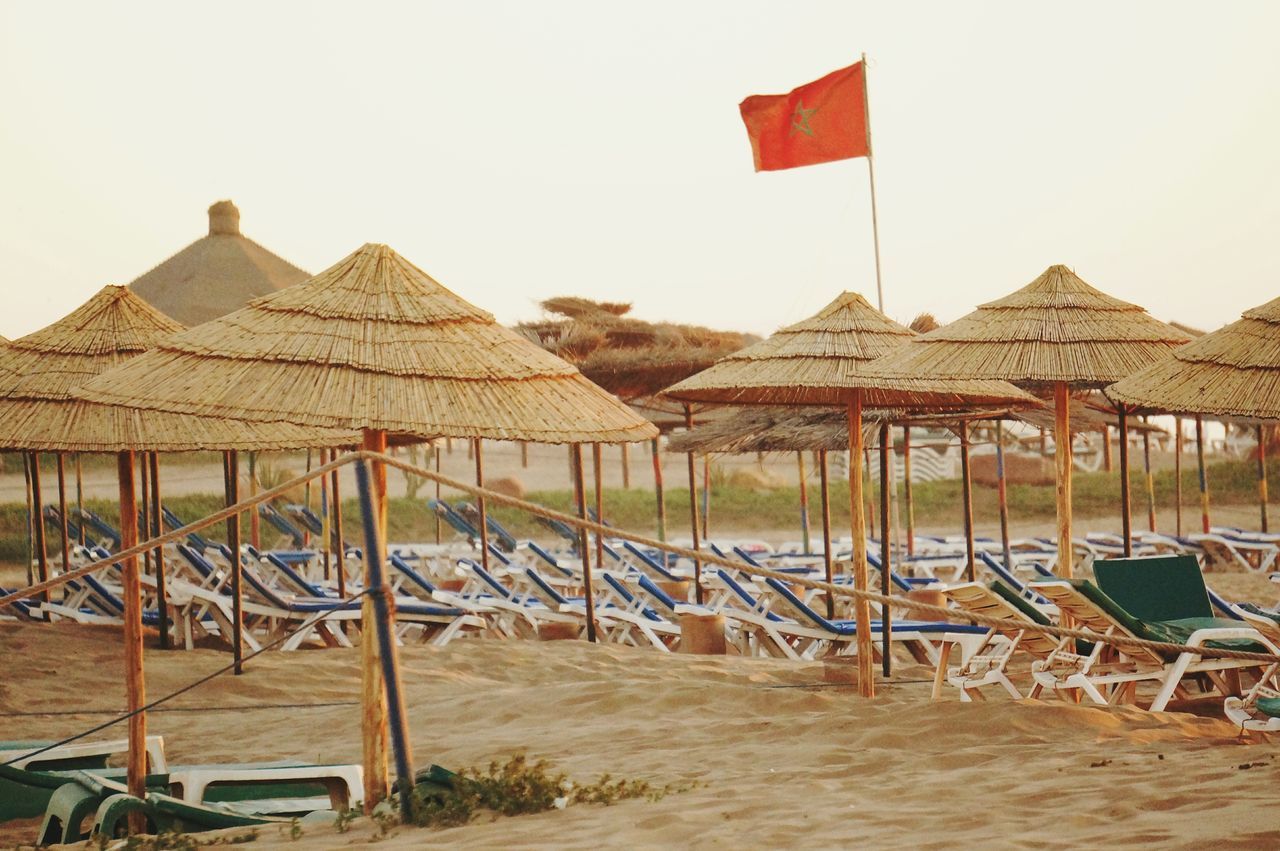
[
  {"xmin": 1118, "ymin": 408, "xmax": 1132, "ymax": 557},
  {"xmin": 56, "ymin": 454, "xmax": 70, "ymax": 571},
  {"xmin": 149, "ymin": 453, "xmax": 169, "ymax": 650},
  {"xmin": 797, "ymin": 451, "xmax": 811, "ymax": 554},
  {"xmin": 1174, "ymin": 417, "xmax": 1184, "ymax": 537},
  {"xmin": 1142, "ymin": 418, "xmax": 1156, "ymax": 533},
  {"xmin": 116, "ymin": 450, "xmax": 147, "ymax": 835},
  {"xmin": 353, "ymin": 458, "xmax": 414, "ymax": 821},
  {"xmin": 1195, "ymin": 415, "xmax": 1210, "ymax": 534},
  {"xmin": 75, "ymin": 453, "xmax": 85, "ymax": 547},
  {"xmin": 1054, "ymin": 381, "xmax": 1074, "ymax": 579},
  {"xmin": 1101, "ymin": 424, "xmax": 1112, "ymax": 473},
  {"xmin": 138, "ymin": 453, "xmax": 150, "ymax": 578},
  {"xmin": 1258, "ymin": 425, "xmax": 1270, "ymax": 534},
  {"xmin": 621, "ymin": 442, "xmax": 630, "ymax": 489},
  {"xmin": 30, "ymin": 453, "xmax": 49, "ymax": 610},
  {"xmin": 572, "ymin": 444, "xmax": 598, "ymax": 642},
  {"xmin": 474, "ymin": 439, "xmax": 490, "ymax": 571},
  {"xmin": 683, "ymin": 406, "xmax": 704, "ymax": 604},
  {"xmin": 332, "ymin": 453, "xmax": 347, "ymax": 598},
  {"xmin": 996, "ymin": 420, "xmax": 1013, "ymax": 572},
  {"xmin": 651, "ymin": 438, "xmax": 666, "ymax": 542},
  {"xmin": 224, "ymin": 451, "xmax": 244, "ymax": 675},
  {"xmin": 521, "ymin": 441, "xmax": 529, "ymax": 469},
  {"xmin": 248, "ymin": 452, "xmax": 260, "ymax": 549},
  {"xmin": 359, "ymin": 429, "xmax": 391, "ymax": 812},
  {"xmin": 22, "ymin": 453, "xmax": 33, "ymax": 587},
  {"xmin": 434, "ymin": 442, "xmax": 442, "ymax": 545},
  {"xmin": 320, "ymin": 448, "xmax": 331, "ymax": 581},
  {"xmin": 958, "ymin": 423, "xmax": 976, "ymax": 584},
  {"xmin": 878, "ymin": 422, "xmax": 891, "ymax": 678},
  {"xmin": 303, "ymin": 449, "xmax": 312, "ymax": 548},
  {"xmin": 702, "ymin": 455, "xmax": 711, "ymax": 539},
  {"xmin": 864, "ymin": 447, "xmax": 875, "ymax": 532},
  {"xmin": 902, "ymin": 426, "xmax": 914, "ymax": 557},
  {"xmin": 846, "ymin": 394, "xmax": 874, "ymax": 698},
  {"xmin": 592, "ymin": 444, "xmax": 605, "ymax": 572},
  {"xmin": 818, "ymin": 449, "xmax": 834, "ymax": 619}
]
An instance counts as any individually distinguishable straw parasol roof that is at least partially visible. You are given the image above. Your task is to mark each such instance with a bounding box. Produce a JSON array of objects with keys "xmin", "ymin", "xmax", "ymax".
[
  {"xmin": 1107, "ymin": 294, "xmax": 1280, "ymax": 420},
  {"xmin": 128, "ymin": 201, "xmax": 310, "ymax": 327},
  {"xmin": 0, "ymin": 285, "xmax": 357, "ymax": 452},
  {"xmin": 663, "ymin": 291, "xmax": 1039, "ymax": 408},
  {"xmin": 516, "ymin": 297, "xmax": 754, "ymax": 402},
  {"xmin": 84, "ymin": 244, "xmax": 657, "ymax": 444},
  {"xmin": 861, "ymin": 265, "xmax": 1191, "ymax": 390}
]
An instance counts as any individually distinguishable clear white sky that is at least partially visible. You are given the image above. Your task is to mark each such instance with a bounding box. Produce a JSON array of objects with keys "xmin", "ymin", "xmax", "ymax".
[{"xmin": 2, "ymin": 1, "xmax": 1277, "ymax": 340}]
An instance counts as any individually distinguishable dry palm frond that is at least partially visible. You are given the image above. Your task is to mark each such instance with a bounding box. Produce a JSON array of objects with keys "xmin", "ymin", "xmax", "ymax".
[
  {"xmin": 128, "ymin": 200, "xmax": 309, "ymax": 326},
  {"xmin": 1168, "ymin": 320, "xmax": 1207, "ymax": 338},
  {"xmin": 663, "ymin": 291, "xmax": 1039, "ymax": 410},
  {"xmin": 83, "ymin": 244, "xmax": 657, "ymax": 444},
  {"xmin": 863, "ymin": 265, "xmax": 1190, "ymax": 391},
  {"xmin": 1107, "ymin": 295, "xmax": 1280, "ymax": 420},
  {"xmin": 0, "ymin": 286, "xmax": 355, "ymax": 451},
  {"xmin": 909, "ymin": 312, "xmax": 939, "ymax": 333}
]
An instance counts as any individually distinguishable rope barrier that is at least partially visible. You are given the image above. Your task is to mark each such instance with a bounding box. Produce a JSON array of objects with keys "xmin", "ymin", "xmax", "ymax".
[{"xmin": 4, "ymin": 449, "xmax": 1279, "ymax": 669}]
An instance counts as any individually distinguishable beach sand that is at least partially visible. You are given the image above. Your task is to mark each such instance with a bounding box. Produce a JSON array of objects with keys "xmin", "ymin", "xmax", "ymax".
[{"xmin": 4, "ymin": 619, "xmax": 1280, "ymax": 849}]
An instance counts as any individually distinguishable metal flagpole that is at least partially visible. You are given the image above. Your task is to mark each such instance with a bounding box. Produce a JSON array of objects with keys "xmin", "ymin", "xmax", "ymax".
[{"xmin": 861, "ymin": 52, "xmax": 883, "ymax": 313}]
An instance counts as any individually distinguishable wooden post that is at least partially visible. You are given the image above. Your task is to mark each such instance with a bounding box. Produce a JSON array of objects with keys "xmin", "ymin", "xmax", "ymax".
[
  {"xmin": 434, "ymin": 442, "xmax": 442, "ymax": 545},
  {"xmin": 22, "ymin": 453, "xmax": 33, "ymax": 587},
  {"xmin": 683, "ymin": 405, "xmax": 703, "ymax": 605},
  {"xmin": 116, "ymin": 451, "xmax": 147, "ymax": 835},
  {"xmin": 149, "ymin": 453, "xmax": 169, "ymax": 650},
  {"xmin": 224, "ymin": 451, "xmax": 243, "ymax": 674},
  {"xmin": 75, "ymin": 453, "xmax": 85, "ymax": 547},
  {"xmin": 958, "ymin": 422, "xmax": 976, "ymax": 583},
  {"xmin": 996, "ymin": 420, "xmax": 1013, "ymax": 572},
  {"xmin": 1118, "ymin": 408, "xmax": 1132, "ymax": 557},
  {"xmin": 864, "ymin": 447, "xmax": 875, "ymax": 533},
  {"xmin": 303, "ymin": 449, "xmax": 313, "ymax": 548},
  {"xmin": 818, "ymin": 449, "xmax": 834, "ymax": 619},
  {"xmin": 1195, "ymin": 414, "xmax": 1210, "ymax": 534},
  {"xmin": 1142, "ymin": 418, "xmax": 1156, "ymax": 533},
  {"xmin": 571, "ymin": 444, "xmax": 599, "ymax": 642},
  {"xmin": 353, "ymin": 458, "xmax": 415, "ymax": 822},
  {"xmin": 621, "ymin": 443, "xmax": 630, "ymax": 489},
  {"xmin": 320, "ymin": 448, "xmax": 332, "ymax": 581},
  {"xmin": 1039, "ymin": 427, "xmax": 1047, "ymax": 455},
  {"xmin": 360, "ymin": 429, "xmax": 391, "ymax": 812},
  {"xmin": 592, "ymin": 444, "xmax": 605, "ymax": 571},
  {"xmin": 1174, "ymin": 417, "xmax": 1184, "ymax": 537},
  {"xmin": 651, "ymin": 438, "xmax": 666, "ymax": 542},
  {"xmin": 248, "ymin": 455, "xmax": 261, "ymax": 547},
  {"xmin": 29, "ymin": 453, "xmax": 49, "ymax": 610},
  {"xmin": 55, "ymin": 454, "xmax": 70, "ymax": 571},
  {"xmin": 1258, "ymin": 425, "xmax": 1270, "ymax": 534},
  {"xmin": 902, "ymin": 426, "xmax": 914, "ymax": 557},
  {"xmin": 1054, "ymin": 382, "xmax": 1074, "ymax": 579},
  {"xmin": 797, "ymin": 451, "xmax": 811, "ymax": 553},
  {"xmin": 878, "ymin": 422, "xmax": 892, "ymax": 678},
  {"xmin": 701, "ymin": 455, "xmax": 711, "ymax": 539},
  {"xmin": 474, "ymin": 439, "xmax": 490, "ymax": 571},
  {"xmin": 138, "ymin": 453, "xmax": 150, "ymax": 579},
  {"xmin": 1101, "ymin": 423, "xmax": 1112, "ymax": 473},
  {"xmin": 520, "ymin": 441, "xmax": 529, "ymax": 469},
  {"xmin": 846, "ymin": 394, "xmax": 874, "ymax": 698},
  {"xmin": 331, "ymin": 453, "xmax": 346, "ymax": 598}
]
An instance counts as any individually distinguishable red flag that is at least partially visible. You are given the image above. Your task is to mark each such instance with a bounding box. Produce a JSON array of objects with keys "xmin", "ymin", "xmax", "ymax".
[{"xmin": 739, "ymin": 62, "xmax": 869, "ymax": 172}]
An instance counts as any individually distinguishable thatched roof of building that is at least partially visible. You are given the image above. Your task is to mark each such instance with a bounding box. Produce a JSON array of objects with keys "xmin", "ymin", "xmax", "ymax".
[
  {"xmin": 1107, "ymin": 294, "xmax": 1280, "ymax": 421},
  {"xmin": 664, "ymin": 291, "xmax": 1039, "ymax": 409},
  {"xmin": 863, "ymin": 265, "xmax": 1191, "ymax": 391},
  {"xmin": 0, "ymin": 286, "xmax": 355, "ymax": 451},
  {"xmin": 515, "ymin": 298, "xmax": 754, "ymax": 402},
  {"xmin": 85, "ymin": 244, "xmax": 657, "ymax": 444},
  {"xmin": 128, "ymin": 200, "xmax": 310, "ymax": 327}
]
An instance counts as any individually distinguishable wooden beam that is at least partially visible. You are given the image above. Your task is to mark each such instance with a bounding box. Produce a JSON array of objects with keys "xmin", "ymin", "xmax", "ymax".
[
  {"xmin": 116, "ymin": 451, "xmax": 147, "ymax": 835},
  {"xmin": 359, "ymin": 429, "xmax": 391, "ymax": 812},
  {"xmin": 846, "ymin": 394, "xmax": 874, "ymax": 698}
]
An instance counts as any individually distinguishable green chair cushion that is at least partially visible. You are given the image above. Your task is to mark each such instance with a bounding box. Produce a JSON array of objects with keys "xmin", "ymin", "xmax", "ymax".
[
  {"xmin": 1140, "ymin": 617, "xmax": 1268, "ymax": 655},
  {"xmin": 1094, "ymin": 555, "xmax": 1212, "ymax": 621},
  {"xmin": 989, "ymin": 581, "xmax": 1051, "ymax": 625},
  {"xmin": 1256, "ymin": 696, "xmax": 1280, "ymax": 718},
  {"xmin": 1239, "ymin": 603, "xmax": 1280, "ymax": 625}
]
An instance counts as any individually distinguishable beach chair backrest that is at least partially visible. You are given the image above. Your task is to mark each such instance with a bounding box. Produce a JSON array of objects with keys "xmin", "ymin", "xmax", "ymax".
[
  {"xmin": 1093, "ymin": 555, "xmax": 1212, "ymax": 622},
  {"xmin": 527, "ymin": 543, "xmax": 574, "ymax": 578},
  {"xmin": 763, "ymin": 577, "xmax": 836, "ymax": 631},
  {"xmin": 463, "ymin": 560, "xmax": 513, "ymax": 600},
  {"xmin": 977, "ymin": 552, "xmax": 1048, "ymax": 604},
  {"xmin": 621, "ymin": 542, "xmax": 679, "ymax": 581},
  {"xmin": 390, "ymin": 555, "xmax": 436, "ymax": 594},
  {"xmin": 635, "ymin": 574, "xmax": 679, "ymax": 614},
  {"xmin": 523, "ymin": 568, "xmax": 571, "ymax": 606},
  {"xmin": 711, "ymin": 570, "xmax": 782, "ymax": 622},
  {"xmin": 264, "ymin": 553, "xmax": 324, "ymax": 597}
]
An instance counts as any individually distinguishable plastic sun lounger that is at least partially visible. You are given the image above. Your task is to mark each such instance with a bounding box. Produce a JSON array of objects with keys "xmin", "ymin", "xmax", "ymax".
[
  {"xmin": 71, "ymin": 507, "xmax": 122, "ymax": 550},
  {"xmin": 258, "ymin": 504, "xmax": 307, "ymax": 548},
  {"xmin": 1029, "ymin": 565, "xmax": 1276, "ymax": 711},
  {"xmin": 1188, "ymin": 533, "xmax": 1280, "ymax": 573},
  {"xmin": 597, "ymin": 572, "xmax": 682, "ymax": 650},
  {"xmin": 0, "ymin": 737, "xmax": 167, "ymax": 826},
  {"xmin": 459, "ymin": 559, "xmax": 582, "ymax": 637},
  {"xmin": 940, "ymin": 583, "xmax": 1064, "ymax": 701},
  {"xmin": 455, "ymin": 502, "xmax": 520, "ymax": 553}
]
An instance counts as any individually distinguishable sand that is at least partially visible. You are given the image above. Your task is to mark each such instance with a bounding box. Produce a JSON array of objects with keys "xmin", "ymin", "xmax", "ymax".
[{"xmin": 4, "ymin": 620, "xmax": 1280, "ymax": 849}]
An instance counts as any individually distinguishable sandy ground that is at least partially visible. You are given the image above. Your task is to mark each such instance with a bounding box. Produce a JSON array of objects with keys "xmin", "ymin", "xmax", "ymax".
[{"xmin": 3, "ymin": 623, "xmax": 1280, "ymax": 849}]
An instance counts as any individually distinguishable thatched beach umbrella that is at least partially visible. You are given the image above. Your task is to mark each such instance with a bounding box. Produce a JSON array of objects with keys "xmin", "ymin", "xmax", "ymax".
[
  {"xmin": 863, "ymin": 265, "xmax": 1189, "ymax": 568},
  {"xmin": 0, "ymin": 285, "xmax": 354, "ymax": 823},
  {"xmin": 664, "ymin": 291, "xmax": 1036, "ymax": 696},
  {"xmin": 83, "ymin": 242, "xmax": 657, "ymax": 812},
  {"xmin": 1108, "ymin": 294, "xmax": 1280, "ymax": 533},
  {"xmin": 129, "ymin": 200, "xmax": 310, "ymax": 326}
]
